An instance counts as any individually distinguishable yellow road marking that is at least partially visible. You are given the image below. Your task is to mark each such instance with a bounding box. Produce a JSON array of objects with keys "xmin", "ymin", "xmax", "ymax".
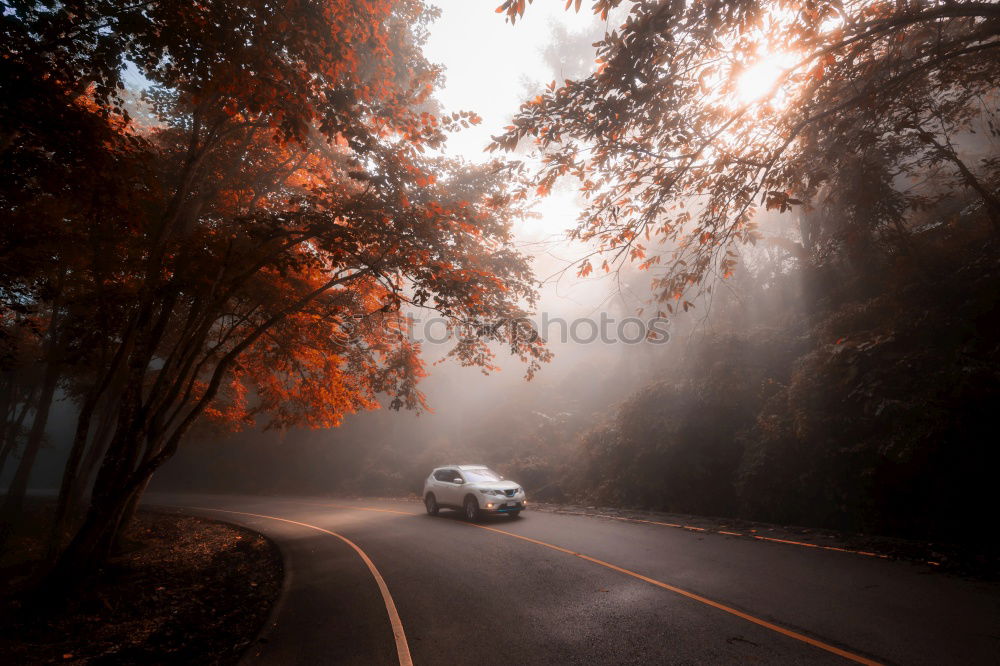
[
  {"xmin": 292, "ymin": 500, "xmax": 882, "ymax": 665},
  {"xmin": 540, "ymin": 509, "xmax": 892, "ymax": 560},
  {"xmin": 750, "ymin": 534, "xmax": 887, "ymax": 558},
  {"xmin": 290, "ymin": 501, "xmax": 909, "ymax": 564},
  {"xmin": 182, "ymin": 506, "xmax": 413, "ymax": 666},
  {"xmin": 462, "ymin": 521, "xmax": 882, "ymax": 665},
  {"xmin": 290, "ymin": 499, "xmax": 414, "ymax": 516}
]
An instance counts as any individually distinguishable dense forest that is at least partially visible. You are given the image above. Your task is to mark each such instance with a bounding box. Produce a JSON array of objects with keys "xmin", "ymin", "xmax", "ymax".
[
  {"xmin": 158, "ymin": 207, "xmax": 999, "ymax": 546},
  {"xmin": 0, "ymin": 0, "xmax": 546, "ymax": 580},
  {"xmin": 158, "ymin": 0, "xmax": 1000, "ymax": 550},
  {"xmin": 3, "ymin": 0, "xmax": 1000, "ymax": 588}
]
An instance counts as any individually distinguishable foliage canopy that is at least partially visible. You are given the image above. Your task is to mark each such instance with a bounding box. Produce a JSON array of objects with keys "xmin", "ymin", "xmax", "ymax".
[{"xmin": 493, "ymin": 0, "xmax": 1000, "ymax": 305}]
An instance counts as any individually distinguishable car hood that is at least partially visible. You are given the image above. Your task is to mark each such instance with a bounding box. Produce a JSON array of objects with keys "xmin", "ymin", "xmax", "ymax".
[{"xmin": 470, "ymin": 480, "xmax": 522, "ymax": 491}]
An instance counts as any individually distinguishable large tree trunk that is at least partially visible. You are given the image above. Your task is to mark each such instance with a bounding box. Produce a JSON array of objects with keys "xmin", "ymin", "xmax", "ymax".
[
  {"xmin": 70, "ymin": 401, "xmax": 117, "ymax": 514},
  {"xmin": 39, "ymin": 128, "xmax": 213, "ymax": 572},
  {"xmin": 46, "ymin": 266, "xmax": 359, "ymax": 582},
  {"xmin": 112, "ymin": 476, "xmax": 151, "ymax": 552},
  {"xmin": 0, "ymin": 375, "xmax": 14, "ymax": 459},
  {"xmin": 0, "ymin": 360, "xmax": 60, "ymax": 550},
  {"xmin": 47, "ymin": 423, "xmax": 159, "ymax": 581},
  {"xmin": 42, "ymin": 400, "xmax": 116, "ymax": 564},
  {"xmin": 0, "ymin": 436, "xmax": 14, "ymax": 481},
  {"xmin": 51, "ymin": 482, "xmax": 135, "ymax": 576},
  {"xmin": 0, "ymin": 418, "xmax": 19, "ymax": 482},
  {"xmin": 0, "ymin": 385, "xmax": 37, "ymax": 480},
  {"xmin": 45, "ymin": 291, "xmax": 192, "ymax": 574},
  {"xmin": 47, "ymin": 389, "xmax": 104, "ymax": 557}
]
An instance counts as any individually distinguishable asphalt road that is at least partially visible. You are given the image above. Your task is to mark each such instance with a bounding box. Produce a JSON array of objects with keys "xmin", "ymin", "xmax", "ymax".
[{"xmin": 147, "ymin": 494, "xmax": 1000, "ymax": 665}]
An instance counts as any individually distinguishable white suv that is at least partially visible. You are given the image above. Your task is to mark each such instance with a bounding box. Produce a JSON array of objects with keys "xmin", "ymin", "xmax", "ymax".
[{"xmin": 423, "ymin": 465, "xmax": 526, "ymax": 520}]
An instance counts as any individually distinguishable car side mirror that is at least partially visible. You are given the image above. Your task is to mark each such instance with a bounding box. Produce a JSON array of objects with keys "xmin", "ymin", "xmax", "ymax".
[{"xmin": 452, "ymin": 478, "xmax": 463, "ymax": 484}]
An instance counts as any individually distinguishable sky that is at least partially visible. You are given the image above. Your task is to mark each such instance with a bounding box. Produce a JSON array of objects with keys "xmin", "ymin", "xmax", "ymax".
[
  {"xmin": 423, "ymin": 1, "xmax": 630, "ymax": 313},
  {"xmin": 124, "ymin": 2, "xmax": 647, "ymax": 457},
  {"xmin": 391, "ymin": 2, "xmax": 652, "ymax": 413},
  {"xmin": 423, "ymin": 1, "xmax": 597, "ymax": 162}
]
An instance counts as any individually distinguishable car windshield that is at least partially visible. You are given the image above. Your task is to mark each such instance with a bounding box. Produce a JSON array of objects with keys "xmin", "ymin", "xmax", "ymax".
[{"xmin": 463, "ymin": 468, "xmax": 502, "ymax": 483}]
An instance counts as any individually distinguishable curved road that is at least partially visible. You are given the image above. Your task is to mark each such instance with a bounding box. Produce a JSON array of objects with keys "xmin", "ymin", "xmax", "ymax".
[{"xmin": 147, "ymin": 494, "xmax": 1000, "ymax": 665}]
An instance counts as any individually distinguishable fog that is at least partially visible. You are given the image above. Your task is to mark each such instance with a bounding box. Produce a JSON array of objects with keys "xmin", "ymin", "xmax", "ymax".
[
  {"xmin": 0, "ymin": 3, "xmax": 632, "ymax": 490},
  {"xmin": 142, "ymin": 4, "xmax": 660, "ymax": 498},
  {"xmin": 5, "ymin": 0, "xmax": 999, "ymax": 552}
]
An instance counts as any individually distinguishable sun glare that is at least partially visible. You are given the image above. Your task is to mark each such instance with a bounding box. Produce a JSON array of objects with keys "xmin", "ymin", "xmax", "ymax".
[{"xmin": 735, "ymin": 52, "xmax": 793, "ymax": 104}]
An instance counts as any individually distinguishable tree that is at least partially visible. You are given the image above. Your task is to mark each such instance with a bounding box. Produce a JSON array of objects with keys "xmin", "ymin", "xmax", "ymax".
[
  {"xmin": 1, "ymin": 0, "xmax": 548, "ymax": 576},
  {"xmin": 493, "ymin": 0, "xmax": 1000, "ymax": 304}
]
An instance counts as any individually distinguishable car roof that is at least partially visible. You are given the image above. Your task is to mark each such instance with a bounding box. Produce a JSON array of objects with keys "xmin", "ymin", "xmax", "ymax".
[{"xmin": 435, "ymin": 464, "xmax": 489, "ymax": 470}]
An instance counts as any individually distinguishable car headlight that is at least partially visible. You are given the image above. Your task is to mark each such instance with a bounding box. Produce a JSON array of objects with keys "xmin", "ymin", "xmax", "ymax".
[{"xmin": 479, "ymin": 489, "xmax": 501, "ymax": 495}]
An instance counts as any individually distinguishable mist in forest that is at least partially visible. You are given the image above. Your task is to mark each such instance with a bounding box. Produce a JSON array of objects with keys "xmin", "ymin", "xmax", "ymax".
[
  {"xmin": 150, "ymin": 4, "xmax": 1000, "ymax": 551},
  {"xmin": 3, "ymin": 0, "xmax": 999, "ymax": 569}
]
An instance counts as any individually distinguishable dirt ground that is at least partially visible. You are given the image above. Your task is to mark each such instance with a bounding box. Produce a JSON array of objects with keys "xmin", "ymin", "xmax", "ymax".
[{"xmin": 0, "ymin": 507, "xmax": 282, "ymax": 665}]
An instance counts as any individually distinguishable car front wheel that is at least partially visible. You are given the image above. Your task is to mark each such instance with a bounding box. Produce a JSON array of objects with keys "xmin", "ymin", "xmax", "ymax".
[
  {"xmin": 425, "ymin": 493, "xmax": 439, "ymax": 516},
  {"xmin": 463, "ymin": 496, "xmax": 480, "ymax": 522},
  {"xmin": 508, "ymin": 510, "xmax": 521, "ymax": 519}
]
